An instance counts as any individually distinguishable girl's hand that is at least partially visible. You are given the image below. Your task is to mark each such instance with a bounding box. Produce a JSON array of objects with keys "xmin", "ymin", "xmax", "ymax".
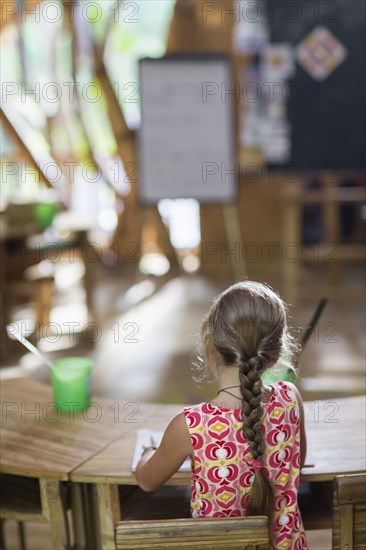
[{"xmin": 141, "ymin": 436, "xmax": 159, "ymax": 457}]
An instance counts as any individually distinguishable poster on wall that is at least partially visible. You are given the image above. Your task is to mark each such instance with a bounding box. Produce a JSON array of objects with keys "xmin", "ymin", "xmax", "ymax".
[
  {"xmin": 296, "ymin": 26, "xmax": 348, "ymax": 81},
  {"xmin": 239, "ymin": 44, "xmax": 294, "ymax": 164},
  {"xmin": 266, "ymin": 0, "xmax": 365, "ymax": 169},
  {"xmin": 260, "ymin": 44, "xmax": 294, "ymax": 163}
]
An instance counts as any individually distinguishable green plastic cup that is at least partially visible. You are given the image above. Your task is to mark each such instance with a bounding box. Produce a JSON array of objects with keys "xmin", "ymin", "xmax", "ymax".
[
  {"xmin": 49, "ymin": 357, "xmax": 93, "ymax": 412},
  {"xmin": 34, "ymin": 202, "xmax": 59, "ymax": 229},
  {"xmin": 261, "ymin": 362, "xmax": 298, "ymax": 386}
]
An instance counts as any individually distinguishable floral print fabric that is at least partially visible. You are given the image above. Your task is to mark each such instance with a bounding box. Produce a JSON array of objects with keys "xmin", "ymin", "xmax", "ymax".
[{"xmin": 183, "ymin": 381, "xmax": 307, "ymax": 549}]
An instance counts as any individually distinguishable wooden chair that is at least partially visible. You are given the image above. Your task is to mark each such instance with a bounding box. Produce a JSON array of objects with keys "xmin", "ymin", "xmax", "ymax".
[
  {"xmin": 333, "ymin": 473, "xmax": 366, "ymax": 550},
  {"xmin": 116, "ymin": 516, "xmax": 269, "ymax": 550}
]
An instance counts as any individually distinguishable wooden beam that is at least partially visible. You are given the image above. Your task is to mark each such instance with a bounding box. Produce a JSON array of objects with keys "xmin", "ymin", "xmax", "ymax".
[
  {"xmin": 0, "ymin": 106, "xmax": 68, "ymax": 206},
  {"xmin": 0, "ymin": 1, "xmax": 18, "ymax": 29}
]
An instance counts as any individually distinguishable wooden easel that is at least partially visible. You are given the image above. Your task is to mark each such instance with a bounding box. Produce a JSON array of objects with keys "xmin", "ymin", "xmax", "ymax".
[
  {"xmin": 165, "ymin": 0, "xmax": 247, "ymax": 282},
  {"xmin": 90, "ymin": 35, "xmax": 178, "ymax": 270}
]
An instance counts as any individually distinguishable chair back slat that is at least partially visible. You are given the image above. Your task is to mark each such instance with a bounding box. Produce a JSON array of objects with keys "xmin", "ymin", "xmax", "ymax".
[
  {"xmin": 336, "ymin": 474, "xmax": 366, "ymax": 504},
  {"xmin": 333, "ymin": 474, "xmax": 366, "ymax": 550},
  {"xmin": 116, "ymin": 516, "xmax": 269, "ymax": 550}
]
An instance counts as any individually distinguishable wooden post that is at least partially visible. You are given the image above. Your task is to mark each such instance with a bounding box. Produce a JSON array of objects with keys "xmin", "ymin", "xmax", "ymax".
[
  {"xmin": 0, "ymin": 109, "xmax": 66, "ymax": 202},
  {"xmin": 281, "ymin": 180, "xmax": 302, "ymax": 306},
  {"xmin": 323, "ymin": 170, "xmax": 341, "ymax": 286},
  {"xmin": 168, "ymin": 0, "xmax": 237, "ymax": 278}
]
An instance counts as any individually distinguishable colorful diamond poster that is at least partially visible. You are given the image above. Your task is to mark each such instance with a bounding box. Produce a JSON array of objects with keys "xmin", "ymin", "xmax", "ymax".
[{"xmin": 296, "ymin": 26, "xmax": 347, "ymax": 81}]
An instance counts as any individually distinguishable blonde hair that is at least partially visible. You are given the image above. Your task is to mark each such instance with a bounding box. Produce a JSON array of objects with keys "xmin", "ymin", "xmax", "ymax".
[{"xmin": 201, "ymin": 281, "xmax": 297, "ymax": 519}]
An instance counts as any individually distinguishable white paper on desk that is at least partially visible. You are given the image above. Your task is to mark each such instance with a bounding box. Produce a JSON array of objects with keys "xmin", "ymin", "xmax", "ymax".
[
  {"xmin": 131, "ymin": 429, "xmax": 192, "ymax": 473},
  {"xmin": 303, "ymin": 446, "xmax": 315, "ymax": 468}
]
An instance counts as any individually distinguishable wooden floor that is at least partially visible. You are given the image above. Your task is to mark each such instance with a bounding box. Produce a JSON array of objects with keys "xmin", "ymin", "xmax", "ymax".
[
  {"xmin": 7, "ymin": 269, "xmax": 365, "ymax": 403},
  {"xmin": 2, "ymin": 266, "xmax": 365, "ymax": 549}
]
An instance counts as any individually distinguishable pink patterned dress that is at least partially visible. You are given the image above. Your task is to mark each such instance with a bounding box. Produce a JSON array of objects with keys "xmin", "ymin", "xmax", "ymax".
[{"xmin": 183, "ymin": 381, "xmax": 307, "ymax": 550}]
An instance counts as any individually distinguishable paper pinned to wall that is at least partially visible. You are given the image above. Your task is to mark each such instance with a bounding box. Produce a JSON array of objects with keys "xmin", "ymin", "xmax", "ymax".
[{"xmin": 262, "ymin": 44, "xmax": 295, "ymax": 80}]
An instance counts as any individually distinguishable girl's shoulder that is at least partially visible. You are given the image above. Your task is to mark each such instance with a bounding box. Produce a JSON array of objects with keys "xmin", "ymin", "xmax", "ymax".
[
  {"xmin": 266, "ymin": 381, "xmax": 303, "ymax": 427},
  {"xmin": 270, "ymin": 380, "xmax": 300, "ymax": 403},
  {"xmin": 183, "ymin": 402, "xmax": 215, "ymax": 416},
  {"xmin": 183, "ymin": 401, "xmax": 239, "ymax": 425}
]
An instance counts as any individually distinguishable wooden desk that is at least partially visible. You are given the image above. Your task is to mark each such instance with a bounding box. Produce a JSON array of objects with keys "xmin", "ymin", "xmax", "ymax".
[
  {"xmin": 301, "ymin": 395, "xmax": 366, "ymax": 482},
  {"xmin": 71, "ymin": 403, "xmax": 186, "ymax": 549},
  {"xmin": 70, "ymin": 395, "xmax": 366, "ymax": 550},
  {"xmin": 0, "ymin": 377, "xmax": 142, "ymax": 549}
]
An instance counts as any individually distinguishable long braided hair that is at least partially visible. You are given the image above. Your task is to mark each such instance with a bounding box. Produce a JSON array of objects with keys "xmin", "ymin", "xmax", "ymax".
[{"xmin": 201, "ymin": 281, "xmax": 295, "ymax": 518}]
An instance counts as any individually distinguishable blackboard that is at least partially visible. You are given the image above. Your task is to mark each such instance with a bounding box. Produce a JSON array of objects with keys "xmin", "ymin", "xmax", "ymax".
[
  {"xmin": 266, "ymin": 0, "xmax": 366, "ymax": 169},
  {"xmin": 138, "ymin": 55, "xmax": 237, "ymax": 204}
]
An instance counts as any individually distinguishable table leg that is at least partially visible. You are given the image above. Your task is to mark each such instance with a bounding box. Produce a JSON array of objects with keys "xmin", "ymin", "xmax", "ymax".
[
  {"xmin": 90, "ymin": 484, "xmax": 120, "ymax": 550},
  {"xmin": 17, "ymin": 522, "xmax": 26, "ymax": 550},
  {"xmin": 40, "ymin": 479, "xmax": 70, "ymax": 550},
  {"xmin": 0, "ymin": 519, "xmax": 6, "ymax": 550},
  {"xmin": 70, "ymin": 484, "xmax": 87, "ymax": 550},
  {"xmin": 79, "ymin": 484, "xmax": 98, "ymax": 550}
]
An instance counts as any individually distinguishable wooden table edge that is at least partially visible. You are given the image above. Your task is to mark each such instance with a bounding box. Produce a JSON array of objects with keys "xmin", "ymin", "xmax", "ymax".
[
  {"xmin": 300, "ymin": 467, "xmax": 366, "ymax": 483},
  {"xmin": 0, "ymin": 465, "xmax": 69, "ymax": 481},
  {"xmin": 69, "ymin": 472, "xmax": 191, "ymax": 485}
]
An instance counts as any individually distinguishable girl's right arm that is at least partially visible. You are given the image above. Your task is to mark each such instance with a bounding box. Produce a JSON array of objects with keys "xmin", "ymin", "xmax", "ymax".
[{"xmin": 135, "ymin": 412, "xmax": 193, "ymax": 492}]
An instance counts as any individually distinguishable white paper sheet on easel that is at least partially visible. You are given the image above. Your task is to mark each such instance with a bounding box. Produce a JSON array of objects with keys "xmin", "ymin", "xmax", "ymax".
[{"xmin": 131, "ymin": 429, "xmax": 192, "ymax": 472}]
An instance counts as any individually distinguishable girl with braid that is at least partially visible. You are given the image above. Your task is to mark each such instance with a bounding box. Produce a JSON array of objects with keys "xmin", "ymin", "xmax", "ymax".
[{"xmin": 136, "ymin": 281, "xmax": 307, "ymax": 549}]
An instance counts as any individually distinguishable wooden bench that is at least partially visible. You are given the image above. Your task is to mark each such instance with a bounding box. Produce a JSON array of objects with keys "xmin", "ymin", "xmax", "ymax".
[
  {"xmin": 333, "ymin": 473, "xmax": 366, "ymax": 550},
  {"xmin": 116, "ymin": 516, "xmax": 269, "ymax": 549}
]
